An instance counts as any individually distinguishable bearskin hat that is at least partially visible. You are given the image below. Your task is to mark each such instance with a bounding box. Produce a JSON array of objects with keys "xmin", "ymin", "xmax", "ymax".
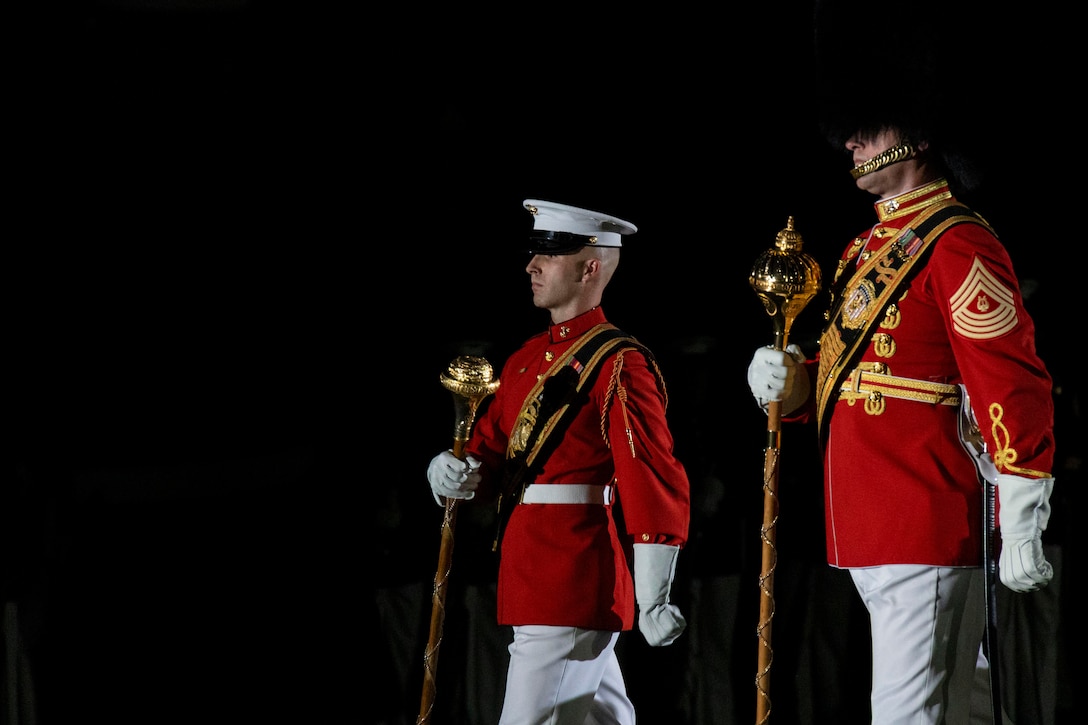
[{"xmin": 812, "ymin": 0, "xmax": 994, "ymax": 195}]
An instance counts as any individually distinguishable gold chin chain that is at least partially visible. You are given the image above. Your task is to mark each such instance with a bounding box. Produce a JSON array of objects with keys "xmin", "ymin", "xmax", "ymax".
[{"xmin": 850, "ymin": 143, "xmax": 916, "ymax": 180}]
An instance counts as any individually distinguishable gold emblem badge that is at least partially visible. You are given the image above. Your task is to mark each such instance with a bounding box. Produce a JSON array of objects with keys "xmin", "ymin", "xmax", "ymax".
[
  {"xmin": 510, "ymin": 399, "xmax": 539, "ymax": 455},
  {"xmin": 842, "ymin": 279, "xmax": 877, "ymax": 330}
]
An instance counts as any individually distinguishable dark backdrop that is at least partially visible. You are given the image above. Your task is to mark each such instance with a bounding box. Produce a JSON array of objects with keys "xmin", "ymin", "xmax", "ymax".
[{"xmin": 7, "ymin": 2, "xmax": 1078, "ymax": 724}]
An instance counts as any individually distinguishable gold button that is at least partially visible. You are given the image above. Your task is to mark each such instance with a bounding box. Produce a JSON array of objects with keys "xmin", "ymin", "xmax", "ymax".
[
  {"xmin": 545, "ymin": 351, "xmax": 554, "ymax": 362},
  {"xmin": 641, "ymin": 534, "xmax": 650, "ymax": 542}
]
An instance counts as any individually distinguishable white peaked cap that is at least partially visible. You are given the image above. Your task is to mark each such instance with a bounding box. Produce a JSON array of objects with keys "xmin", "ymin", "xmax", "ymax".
[{"xmin": 524, "ymin": 199, "xmax": 637, "ymax": 253}]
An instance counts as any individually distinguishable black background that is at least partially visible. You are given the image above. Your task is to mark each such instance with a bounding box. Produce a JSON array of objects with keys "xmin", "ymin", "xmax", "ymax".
[
  {"xmin": 7, "ymin": 2, "xmax": 1079, "ymax": 723},
  {"xmin": 12, "ymin": 2, "xmax": 1071, "ymax": 479}
]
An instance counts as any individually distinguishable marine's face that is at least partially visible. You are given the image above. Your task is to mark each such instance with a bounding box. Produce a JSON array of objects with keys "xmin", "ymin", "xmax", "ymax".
[
  {"xmin": 525, "ymin": 250, "xmax": 589, "ymax": 312},
  {"xmin": 844, "ymin": 126, "xmax": 926, "ymax": 197},
  {"xmin": 846, "ymin": 126, "xmax": 904, "ymax": 174}
]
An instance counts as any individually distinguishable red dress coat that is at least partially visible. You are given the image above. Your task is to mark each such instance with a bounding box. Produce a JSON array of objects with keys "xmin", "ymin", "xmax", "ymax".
[
  {"xmin": 467, "ymin": 306, "xmax": 690, "ymax": 630},
  {"xmin": 796, "ymin": 179, "xmax": 1055, "ymax": 568}
]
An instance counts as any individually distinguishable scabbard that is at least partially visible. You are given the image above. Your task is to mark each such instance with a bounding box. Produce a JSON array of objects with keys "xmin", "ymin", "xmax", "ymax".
[{"xmin": 982, "ymin": 478, "xmax": 1003, "ymax": 721}]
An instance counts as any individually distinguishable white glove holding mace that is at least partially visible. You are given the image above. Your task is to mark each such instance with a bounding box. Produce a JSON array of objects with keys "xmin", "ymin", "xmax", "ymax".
[
  {"xmin": 747, "ymin": 343, "xmax": 809, "ymax": 415},
  {"xmin": 427, "ymin": 450, "xmax": 481, "ymax": 505}
]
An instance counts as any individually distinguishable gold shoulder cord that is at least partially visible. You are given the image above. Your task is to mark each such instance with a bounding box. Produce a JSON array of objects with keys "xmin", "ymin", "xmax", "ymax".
[
  {"xmin": 600, "ymin": 347, "xmax": 667, "ymax": 458},
  {"xmin": 603, "ymin": 352, "xmax": 638, "ymax": 458}
]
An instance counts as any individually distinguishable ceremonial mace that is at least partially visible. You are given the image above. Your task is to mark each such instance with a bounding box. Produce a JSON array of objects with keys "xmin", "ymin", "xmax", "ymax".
[
  {"xmin": 748, "ymin": 217, "xmax": 821, "ymax": 725},
  {"xmin": 417, "ymin": 355, "xmax": 499, "ymax": 725}
]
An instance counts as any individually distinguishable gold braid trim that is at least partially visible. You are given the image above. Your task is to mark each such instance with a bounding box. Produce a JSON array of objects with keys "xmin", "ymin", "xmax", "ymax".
[
  {"xmin": 648, "ymin": 356, "xmax": 668, "ymax": 409},
  {"xmin": 987, "ymin": 402, "xmax": 1052, "ymax": 478},
  {"xmin": 601, "ymin": 351, "xmax": 626, "ymax": 449},
  {"xmin": 599, "ymin": 349, "xmax": 670, "ymax": 458}
]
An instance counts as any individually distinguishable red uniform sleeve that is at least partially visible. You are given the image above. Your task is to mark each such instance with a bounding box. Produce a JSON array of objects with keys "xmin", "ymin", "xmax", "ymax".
[
  {"xmin": 606, "ymin": 349, "xmax": 691, "ymax": 546},
  {"xmin": 922, "ymin": 225, "xmax": 1055, "ymax": 479}
]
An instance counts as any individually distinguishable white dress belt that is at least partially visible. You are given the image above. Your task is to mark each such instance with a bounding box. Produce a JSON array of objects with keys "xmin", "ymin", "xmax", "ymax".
[{"xmin": 520, "ymin": 484, "xmax": 614, "ymax": 505}]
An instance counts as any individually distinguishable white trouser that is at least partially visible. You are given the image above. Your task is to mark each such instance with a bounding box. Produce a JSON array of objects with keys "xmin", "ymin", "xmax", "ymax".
[
  {"xmin": 850, "ymin": 565, "xmax": 997, "ymax": 725},
  {"xmin": 498, "ymin": 625, "xmax": 635, "ymax": 725}
]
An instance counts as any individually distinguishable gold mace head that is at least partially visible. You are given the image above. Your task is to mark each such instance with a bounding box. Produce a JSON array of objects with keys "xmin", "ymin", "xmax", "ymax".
[
  {"xmin": 749, "ymin": 216, "xmax": 823, "ymax": 342},
  {"xmin": 440, "ymin": 355, "xmax": 500, "ymax": 399},
  {"xmin": 440, "ymin": 355, "xmax": 500, "ymax": 443}
]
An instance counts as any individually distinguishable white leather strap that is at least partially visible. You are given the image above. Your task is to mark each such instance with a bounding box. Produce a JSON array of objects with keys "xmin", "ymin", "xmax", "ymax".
[{"xmin": 521, "ymin": 484, "xmax": 613, "ymax": 505}]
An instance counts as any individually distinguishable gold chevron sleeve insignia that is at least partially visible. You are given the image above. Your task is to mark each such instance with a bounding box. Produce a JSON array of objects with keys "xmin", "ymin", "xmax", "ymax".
[{"xmin": 949, "ymin": 257, "xmax": 1018, "ymax": 340}]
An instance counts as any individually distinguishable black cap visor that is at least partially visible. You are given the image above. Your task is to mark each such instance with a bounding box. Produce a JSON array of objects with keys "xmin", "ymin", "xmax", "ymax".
[{"xmin": 526, "ymin": 230, "xmax": 594, "ymax": 255}]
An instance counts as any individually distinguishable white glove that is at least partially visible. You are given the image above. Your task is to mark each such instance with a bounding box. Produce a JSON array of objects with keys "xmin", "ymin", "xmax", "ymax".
[
  {"xmin": 633, "ymin": 543, "xmax": 686, "ymax": 646},
  {"xmin": 746, "ymin": 344, "xmax": 809, "ymax": 415},
  {"xmin": 427, "ymin": 450, "xmax": 481, "ymax": 505},
  {"xmin": 996, "ymin": 473, "xmax": 1054, "ymax": 592}
]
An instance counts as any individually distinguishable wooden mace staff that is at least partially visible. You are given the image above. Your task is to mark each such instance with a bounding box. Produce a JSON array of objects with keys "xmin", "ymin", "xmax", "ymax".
[
  {"xmin": 748, "ymin": 217, "xmax": 821, "ymax": 725},
  {"xmin": 417, "ymin": 355, "xmax": 499, "ymax": 725}
]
